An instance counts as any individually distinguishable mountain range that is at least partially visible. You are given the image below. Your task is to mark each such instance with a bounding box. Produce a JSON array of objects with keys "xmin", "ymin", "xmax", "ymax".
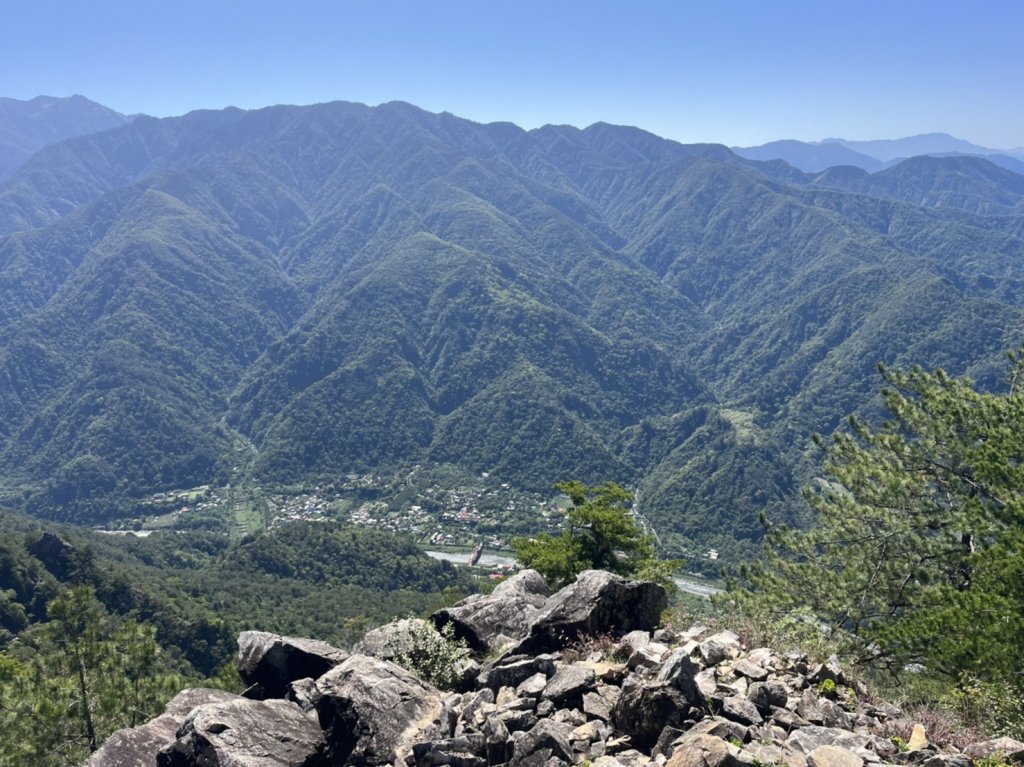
[
  {"xmin": 1, "ymin": 98, "xmax": 1023, "ymax": 564},
  {"xmin": 735, "ymin": 132, "xmax": 1024, "ymax": 174}
]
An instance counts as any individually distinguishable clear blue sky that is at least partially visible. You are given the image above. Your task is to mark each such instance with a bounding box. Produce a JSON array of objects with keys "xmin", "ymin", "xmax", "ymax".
[{"xmin": 2, "ymin": 0, "xmax": 1022, "ymax": 149}]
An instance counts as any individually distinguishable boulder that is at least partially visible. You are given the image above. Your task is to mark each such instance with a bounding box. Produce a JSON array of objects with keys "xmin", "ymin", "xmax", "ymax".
[
  {"xmin": 611, "ymin": 679, "xmax": 693, "ymax": 752},
  {"xmin": 479, "ymin": 654, "xmax": 556, "ymax": 691},
  {"xmin": 541, "ymin": 664, "xmax": 596, "ymax": 706},
  {"xmin": 963, "ymin": 737, "xmax": 1024, "ymax": 762},
  {"xmin": 665, "ymin": 733, "xmax": 739, "ymax": 767},
  {"xmin": 157, "ymin": 697, "xmax": 326, "ymax": 767},
  {"xmin": 699, "ymin": 631, "xmax": 742, "ymax": 666},
  {"xmin": 510, "ymin": 719, "xmax": 576, "ymax": 766},
  {"xmin": 84, "ymin": 688, "xmax": 239, "ymax": 767},
  {"xmin": 359, "ymin": 617, "xmax": 431, "ymax": 661},
  {"xmin": 315, "ymin": 654, "xmax": 445, "ymax": 766},
  {"xmin": 512, "ymin": 570, "xmax": 668, "ymax": 655},
  {"xmin": 237, "ymin": 631, "xmax": 347, "ymax": 700},
  {"xmin": 806, "ymin": 745, "xmax": 863, "ymax": 767},
  {"xmin": 747, "ymin": 681, "xmax": 788, "ymax": 714},
  {"xmin": 432, "ymin": 570, "xmax": 550, "ymax": 651}
]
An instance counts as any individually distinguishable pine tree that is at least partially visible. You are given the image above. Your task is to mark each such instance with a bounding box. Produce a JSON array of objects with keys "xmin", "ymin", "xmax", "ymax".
[{"xmin": 737, "ymin": 349, "xmax": 1024, "ymax": 681}]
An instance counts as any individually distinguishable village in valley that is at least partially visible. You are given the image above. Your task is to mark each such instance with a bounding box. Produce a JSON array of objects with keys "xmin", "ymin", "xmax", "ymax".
[{"xmin": 116, "ymin": 465, "xmax": 564, "ymax": 557}]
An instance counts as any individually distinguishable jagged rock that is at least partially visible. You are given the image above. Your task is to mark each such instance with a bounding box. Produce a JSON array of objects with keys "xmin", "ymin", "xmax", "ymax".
[
  {"xmin": 572, "ymin": 720, "xmax": 605, "ymax": 742},
  {"xmin": 157, "ymin": 698, "xmax": 326, "ymax": 767},
  {"xmin": 748, "ymin": 681, "xmax": 789, "ymax": 713},
  {"xmin": 511, "ymin": 719, "xmax": 576, "ymax": 766},
  {"xmin": 84, "ymin": 688, "xmax": 239, "ymax": 767},
  {"xmin": 513, "ymin": 571, "xmax": 667, "ymax": 655},
  {"xmin": 656, "ymin": 648, "xmax": 706, "ymax": 705},
  {"xmin": 359, "ymin": 617, "xmax": 431, "ymax": 660},
  {"xmin": 286, "ymin": 677, "xmax": 321, "ymax": 711},
  {"xmin": 807, "ymin": 745, "xmax": 864, "ymax": 767},
  {"xmin": 579, "ymin": 659, "xmax": 629, "ymax": 684},
  {"xmin": 679, "ymin": 717, "xmax": 750, "ymax": 747},
  {"xmin": 629, "ymin": 641, "xmax": 671, "ymax": 669},
  {"xmin": 432, "ymin": 570, "xmax": 550, "ymax": 652},
  {"xmin": 518, "ymin": 672, "xmax": 550, "ymax": 698},
  {"xmin": 542, "ymin": 663, "xmax": 596, "ymax": 705},
  {"xmin": 699, "ymin": 632, "xmax": 742, "ymax": 666},
  {"xmin": 621, "ymin": 630, "xmax": 653, "ymax": 652},
  {"xmin": 718, "ymin": 695, "xmax": 764, "ymax": 726},
  {"xmin": 787, "ymin": 726, "xmax": 872, "ymax": 755},
  {"xmin": 808, "ymin": 657, "xmax": 848, "ymax": 688},
  {"xmin": 584, "ymin": 690, "xmax": 614, "ymax": 721},
  {"xmin": 412, "ymin": 735, "xmax": 487, "ymax": 767},
  {"xmin": 732, "ymin": 659, "xmax": 769, "ymax": 682},
  {"xmin": 665, "ymin": 733, "xmax": 738, "ymax": 767},
  {"xmin": 612, "ymin": 679, "xmax": 693, "ymax": 752},
  {"xmin": 481, "ymin": 654, "xmax": 557, "ymax": 690},
  {"xmin": 315, "ymin": 654, "xmax": 445, "ymax": 766},
  {"xmin": 920, "ymin": 757, "xmax": 971, "ymax": 767},
  {"xmin": 237, "ymin": 631, "xmax": 347, "ymax": 700},
  {"xmin": 963, "ymin": 737, "xmax": 1024, "ymax": 762},
  {"xmin": 483, "ymin": 716, "xmax": 512, "ymax": 765}
]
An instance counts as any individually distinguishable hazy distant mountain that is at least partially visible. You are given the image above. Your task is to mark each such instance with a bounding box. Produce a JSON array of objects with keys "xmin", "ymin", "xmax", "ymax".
[
  {"xmin": 825, "ymin": 132, "xmax": 1022, "ymax": 162},
  {"xmin": 1, "ymin": 100, "xmax": 1023, "ymax": 564},
  {"xmin": 736, "ymin": 132, "xmax": 1024, "ymax": 174},
  {"xmin": 0, "ymin": 95, "xmax": 129, "ymax": 181},
  {"xmin": 810, "ymin": 155, "xmax": 1024, "ymax": 215},
  {"xmin": 733, "ymin": 140, "xmax": 883, "ymax": 173}
]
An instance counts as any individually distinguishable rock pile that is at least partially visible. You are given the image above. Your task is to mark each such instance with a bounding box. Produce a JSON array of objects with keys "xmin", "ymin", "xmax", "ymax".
[{"xmin": 85, "ymin": 569, "xmax": 1024, "ymax": 767}]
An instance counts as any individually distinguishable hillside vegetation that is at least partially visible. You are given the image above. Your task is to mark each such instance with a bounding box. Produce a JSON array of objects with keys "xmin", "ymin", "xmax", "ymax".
[{"xmin": 0, "ymin": 100, "xmax": 1022, "ymax": 565}]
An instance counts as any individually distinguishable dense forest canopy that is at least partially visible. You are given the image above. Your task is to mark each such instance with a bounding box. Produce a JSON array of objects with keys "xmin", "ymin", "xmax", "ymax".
[{"xmin": 0, "ymin": 98, "xmax": 1022, "ymax": 565}]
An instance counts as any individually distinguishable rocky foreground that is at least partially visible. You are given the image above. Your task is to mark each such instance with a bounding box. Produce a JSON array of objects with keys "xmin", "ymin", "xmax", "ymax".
[{"xmin": 86, "ymin": 570, "xmax": 1024, "ymax": 767}]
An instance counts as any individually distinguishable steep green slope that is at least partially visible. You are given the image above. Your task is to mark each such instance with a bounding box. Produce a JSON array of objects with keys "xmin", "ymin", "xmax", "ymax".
[
  {"xmin": 811, "ymin": 155, "xmax": 1024, "ymax": 215},
  {"xmin": 0, "ymin": 100, "xmax": 1023, "ymax": 563}
]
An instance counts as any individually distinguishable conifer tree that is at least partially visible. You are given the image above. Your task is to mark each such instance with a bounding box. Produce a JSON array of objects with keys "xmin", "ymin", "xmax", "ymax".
[{"xmin": 737, "ymin": 349, "xmax": 1024, "ymax": 682}]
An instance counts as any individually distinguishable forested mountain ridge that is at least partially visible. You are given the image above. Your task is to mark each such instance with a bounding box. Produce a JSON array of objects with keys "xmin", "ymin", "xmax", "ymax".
[{"xmin": 1, "ymin": 99, "xmax": 1022, "ymax": 562}]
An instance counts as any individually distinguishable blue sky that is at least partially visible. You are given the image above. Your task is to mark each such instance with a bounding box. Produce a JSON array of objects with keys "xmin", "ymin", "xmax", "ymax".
[{"xmin": 2, "ymin": 0, "xmax": 1022, "ymax": 149}]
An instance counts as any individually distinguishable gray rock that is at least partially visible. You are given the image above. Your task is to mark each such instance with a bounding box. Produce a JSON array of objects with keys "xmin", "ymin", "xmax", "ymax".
[
  {"xmin": 237, "ymin": 631, "xmax": 347, "ymax": 700},
  {"xmin": 542, "ymin": 664, "xmax": 596, "ymax": 705},
  {"xmin": 315, "ymin": 654, "xmax": 445, "ymax": 766},
  {"xmin": 748, "ymin": 681, "xmax": 789, "ymax": 713},
  {"xmin": 611, "ymin": 679, "xmax": 693, "ymax": 752},
  {"xmin": 412, "ymin": 736, "xmax": 487, "ymax": 767},
  {"xmin": 657, "ymin": 647, "xmax": 706, "ymax": 705},
  {"xmin": 808, "ymin": 656, "xmax": 848, "ymax": 688},
  {"xmin": 157, "ymin": 697, "xmax": 326, "ymax": 767},
  {"xmin": 719, "ymin": 695, "xmax": 764, "ymax": 726},
  {"xmin": 963, "ymin": 737, "xmax": 1024, "ymax": 762},
  {"xmin": 432, "ymin": 570, "xmax": 550, "ymax": 652},
  {"xmin": 732, "ymin": 659, "xmax": 769, "ymax": 681},
  {"xmin": 359, "ymin": 617, "xmax": 431, "ymax": 661},
  {"xmin": 512, "ymin": 571, "xmax": 667, "ymax": 655},
  {"xmin": 787, "ymin": 726, "xmax": 872, "ymax": 755},
  {"xmin": 628, "ymin": 641, "xmax": 670, "ymax": 669},
  {"xmin": 511, "ymin": 719, "xmax": 576, "ymax": 766},
  {"xmin": 583, "ymin": 691, "xmax": 613, "ymax": 721},
  {"xmin": 286, "ymin": 677, "xmax": 320, "ymax": 711},
  {"xmin": 481, "ymin": 654, "xmax": 556, "ymax": 691},
  {"xmin": 807, "ymin": 745, "xmax": 864, "ymax": 767},
  {"xmin": 683, "ymin": 716, "xmax": 750, "ymax": 744},
  {"xmin": 665, "ymin": 733, "xmax": 739, "ymax": 767},
  {"xmin": 517, "ymin": 672, "xmax": 550, "ymax": 698},
  {"xmin": 85, "ymin": 688, "xmax": 239, "ymax": 767},
  {"xmin": 699, "ymin": 631, "xmax": 742, "ymax": 666},
  {"xmin": 920, "ymin": 756, "xmax": 972, "ymax": 767}
]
